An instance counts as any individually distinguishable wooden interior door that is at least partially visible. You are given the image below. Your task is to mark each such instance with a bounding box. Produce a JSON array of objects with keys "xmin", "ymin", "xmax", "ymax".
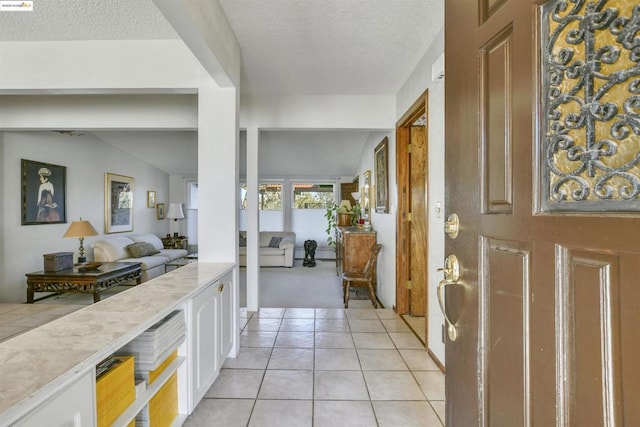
[
  {"xmin": 444, "ymin": 0, "xmax": 640, "ymax": 425},
  {"xmin": 409, "ymin": 126, "xmax": 427, "ymax": 316}
]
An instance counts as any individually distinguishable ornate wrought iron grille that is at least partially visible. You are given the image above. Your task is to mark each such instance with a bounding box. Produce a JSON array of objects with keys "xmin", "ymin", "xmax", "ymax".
[{"xmin": 541, "ymin": 0, "xmax": 640, "ymax": 212}]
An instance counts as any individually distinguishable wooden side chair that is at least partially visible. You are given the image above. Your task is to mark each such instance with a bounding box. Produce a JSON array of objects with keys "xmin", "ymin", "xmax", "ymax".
[{"xmin": 342, "ymin": 243, "xmax": 382, "ymax": 308}]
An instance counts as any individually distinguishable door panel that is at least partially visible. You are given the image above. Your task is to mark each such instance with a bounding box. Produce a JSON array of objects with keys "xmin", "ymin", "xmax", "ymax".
[
  {"xmin": 410, "ymin": 126, "xmax": 427, "ymax": 315},
  {"xmin": 445, "ymin": 0, "xmax": 640, "ymax": 425}
]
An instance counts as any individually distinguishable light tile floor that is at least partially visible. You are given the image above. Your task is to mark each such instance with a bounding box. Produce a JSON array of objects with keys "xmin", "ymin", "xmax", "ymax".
[{"xmin": 184, "ymin": 300, "xmax": 445, "ymax": 427}]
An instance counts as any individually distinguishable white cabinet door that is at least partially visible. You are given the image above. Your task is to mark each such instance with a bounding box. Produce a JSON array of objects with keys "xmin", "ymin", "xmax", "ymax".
[
  {"xmin": 14, "ymin": 370, "xmax": 95, "ymax": 427},
  {"xmin": 190, "ymin": 282, "xmax": 219, "ymax": 407},
  {"xmin": 217, "ymin": 273, "xmax": 234, "ymax": 365}
]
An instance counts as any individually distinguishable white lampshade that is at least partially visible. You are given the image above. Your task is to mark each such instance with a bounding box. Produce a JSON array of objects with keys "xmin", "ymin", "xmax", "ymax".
[
  {"xmin": 351, "ymin": 192, "xmax": 361, "ymax": 201},
  {"xmin": 167, "ymin": 203, "xmax": 184, "ymax": 221}
]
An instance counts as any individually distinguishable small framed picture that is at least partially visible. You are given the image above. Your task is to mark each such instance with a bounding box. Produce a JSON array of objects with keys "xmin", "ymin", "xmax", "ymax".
[
  {"xmin": 156, "ymin": 202, "xmax": 165, "ymax": 219},
  {"xmin": 147, "ymin": 190, "xmax": 156, "ymax": 208}
]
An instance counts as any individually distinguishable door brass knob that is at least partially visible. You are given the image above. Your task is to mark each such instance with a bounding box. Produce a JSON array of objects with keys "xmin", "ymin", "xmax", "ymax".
[
  {"xmin": 444, "ymin": 213, "xmax": 459, "ymax": 239},
  {"xmin": 437, "ymin": 254, "xmax": 461, "ymax": 341}
]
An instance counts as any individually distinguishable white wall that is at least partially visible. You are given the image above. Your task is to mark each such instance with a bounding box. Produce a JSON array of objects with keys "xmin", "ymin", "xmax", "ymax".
[
  {"xmin": 354, "ymin": 132, "xmax": 397, "ymax": 308},
  {"xmin": 0, "ymin": 131, "xmax": 170, "ymax": 302},
  {"xmin": 396, "ymin": 25, "xmax": 446, "ymax": 363}
]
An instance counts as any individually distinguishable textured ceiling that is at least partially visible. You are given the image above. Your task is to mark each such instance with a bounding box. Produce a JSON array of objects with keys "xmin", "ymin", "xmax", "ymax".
[
  {"xmin": 0, "ymin": 0, "xmax": 443, "ymax": 176},
  {"xmin": 0, "ymin": 0, "xmax": 179, "ymax": 41},
  {"xmin": 218, "ymin": 0, "xmax": 443, "ymax": 95}
]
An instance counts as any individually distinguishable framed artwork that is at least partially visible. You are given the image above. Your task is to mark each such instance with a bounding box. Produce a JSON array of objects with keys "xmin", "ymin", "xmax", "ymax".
[
  {"xmin": 21, "ymin": 159, "xmax": 67, "ymax": 225},
  {"xmin": 362, "ymin": 170, "xmax": 371, "ymax": 220},
  {"xmin": 105, "ymin": 173, "xmax": 134, "ymax": 234},
  {"xmin": 374, "ymin": 137, "xmax": 389, "ymax": 213},
  {"xmin": 156, "ymin": 203, "xmax": 165, "ymax": 219},
  {"xmin": 147, "ymin": 190, "xmax": 156, "ymax": 208}
]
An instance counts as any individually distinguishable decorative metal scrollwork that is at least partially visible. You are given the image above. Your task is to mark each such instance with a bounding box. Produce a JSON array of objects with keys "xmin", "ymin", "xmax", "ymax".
[{"xmin": 542, "ymin": 0, "xmax": 640, "ymax": 211}]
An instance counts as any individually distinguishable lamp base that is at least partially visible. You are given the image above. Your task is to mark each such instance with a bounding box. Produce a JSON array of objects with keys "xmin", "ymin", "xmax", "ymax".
[{"xmin": 77, "ymin": 256, "xmax": 87, "ymax": 264}]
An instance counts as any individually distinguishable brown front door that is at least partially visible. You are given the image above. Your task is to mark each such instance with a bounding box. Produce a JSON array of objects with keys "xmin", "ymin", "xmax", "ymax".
[
  {"xmin": 409, "ymin": 126, "xmax": 427, "ymax": 316},
  {"xmin": 444, "ymin": 0, "xmax": 640, "ymax": 425}
]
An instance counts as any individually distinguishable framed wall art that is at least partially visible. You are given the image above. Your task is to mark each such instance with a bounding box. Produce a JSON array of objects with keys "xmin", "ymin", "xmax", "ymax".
[
  {"xmin": 105, "ymin": 173, "xmax": 134, "ymax": 233},
  {"xmin": 374, "ymin": 137, "xmax": 389, "ymax": 213},
  {"xmin": 147, "ymin": 190, "xmax": 156, "ymax": 208},
  {"xmin": 21, "ymin": 159, "xmax": 67, "ymax": 225},
  {"xmin": 156, "ymin": 202, "xmax": 165, "ymax": 219}
]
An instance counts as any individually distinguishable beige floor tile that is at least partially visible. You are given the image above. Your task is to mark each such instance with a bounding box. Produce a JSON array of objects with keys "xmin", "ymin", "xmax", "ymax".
[
  {"xmin": 314, "ymin": 401, "xmax": 377, "ymax": 426},
  {"xmin": 315, "ymin": 348, "xmax": 360, "ymax": 370},
  {"xmin": 315, "ymin": 319, "xmax": 350, "ymax": 332},
  {"xmin": 399, "ymin": 349, "xmax": 440, "ymax": 371},
  {"xmin": 345, "ymin": 308, "xmax": 379, "ymax": 320},
  {"xmin": 389, "ymin": 332, "xmax": 424, "ymax": 349},
  {"xmin": 431, "ymin": 400, "xmax": 446, "ymax": 425},
  {"xmin": 315, "ymin": 332, "xmax": 354, "ymax": 348},
  {"xmin": 315, "ymin": 308, "xmax": 346, "ymax": 319},
  {"xmin": 381, "ymin": 318, "xmax": 412, "ymax": 333},
  {"xmin": 373, "ymin": 401, "xmax": 443, "ymax": 427},
  {"xmin": 240, "ymin": 331, "xmax": 277, "ymax": 348},
  {"xmin": 274, "ymin": 331, "xmax": 315, "ymax": 348},
  {"xmin": 279, "ymin": 318, "xmax": 315, "ymax": 332},
  {"xmin": 255, "ymin": 308, "xmax": 285, "ymax": 318},
  {"xmin": 205, "ymin": 369, "xmax": 265, "ymax": 399},
  {"xmin": 352, "ymin": 332, "xmax": 395, "ymax": 349},
  {"xmin": 267, "ymin": 348, "xmax": 314, "ymax": 370},
  {"xmin": 348, "ymin": 319, "xmax": 386, "ymax": 333},
  {"xmin": 413, "ymin": 371, "xmax": 446, "ymax": 400},
  {"xmin": 258, "ymin": 370, "xmax": 313, "ymax": 399},
  {"xmin": 314, "ymin": 371, "xmax": 369, "ymax": 400},
  {"xmin": 246, "ymin": 318, "xmax": 282, "ymax": 331},
  {"xmin": 347, "ymin": 299, "xmax": 377, "ymax": 309},
  {"xmin": 249, "ymin": 400, "xmax": 312, "ymax": 427},
  {"xmin": 184, "ymin": 398, "xmax": 254, "ymax": 427},
  {"xmin": 284, "ymin": 308, "xmax": 315, "ymax": 318},
  {"xmin": 222, "ymin": 347, "xmax": 272, "ymax": 369},
  {"xmin": 375, "ymin": 308, "xmax": 399, "ymax": 320},
  {"xmin": 363, "ymin": 371, "xmax": 426, "ymax": 400},
  {"xmin": 357, "ymin": 349, "xmax": 408, "ymax": 371}
]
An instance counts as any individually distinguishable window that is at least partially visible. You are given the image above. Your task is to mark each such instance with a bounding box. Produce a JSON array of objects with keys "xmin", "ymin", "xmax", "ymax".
[
  {"xmin": 240, "ymin": 183, "xmax": 283, "ymax": 210},
  {"xmin": 292, "ymin": 183, "xmax": 335, "ymax": 209},
  {"xmin": 187, "ymin": 181, "xmax": 198, "ymax": 209}
]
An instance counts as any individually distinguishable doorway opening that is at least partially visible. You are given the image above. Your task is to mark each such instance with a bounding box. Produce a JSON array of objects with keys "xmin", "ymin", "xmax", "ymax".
[{"xmin": 396, "ymin": 91, "xmax": 428, "ymax": 345}]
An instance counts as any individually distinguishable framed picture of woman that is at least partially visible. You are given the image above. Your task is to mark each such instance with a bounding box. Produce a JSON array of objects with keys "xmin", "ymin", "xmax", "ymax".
[
  {"xmin": 21, "ymin": 159, "xmax": 67, "ymax": 225},
  {"xmin": 374, "ymin": 137, "xmax": 389, "ymax": 213}
]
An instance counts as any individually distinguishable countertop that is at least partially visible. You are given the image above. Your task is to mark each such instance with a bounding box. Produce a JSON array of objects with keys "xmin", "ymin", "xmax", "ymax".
[{"xmin": 0, "ymin": 262, "xmax": 234, "ymax": 424}]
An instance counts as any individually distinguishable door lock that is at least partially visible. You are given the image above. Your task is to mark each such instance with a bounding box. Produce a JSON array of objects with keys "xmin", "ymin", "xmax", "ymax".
[{"xmin": 444, "ymin": 213, "xmax": 459, "ymax": 239}]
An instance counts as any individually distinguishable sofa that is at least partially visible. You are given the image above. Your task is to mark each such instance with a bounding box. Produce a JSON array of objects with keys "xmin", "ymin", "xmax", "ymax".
[
  {"xmin": 239, "ymin": 231, "xmax": 295, "ymax": 267},
  {"xmin": 91, "ymin": 233, "xmax": 188, "ymax": 282}
]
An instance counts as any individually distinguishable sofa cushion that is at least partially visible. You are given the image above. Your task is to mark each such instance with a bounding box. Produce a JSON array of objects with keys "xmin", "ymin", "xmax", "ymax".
[
  {"xmin": 118, "ymin": 255, "xmax": 168, "ymax": 270},
  {"xmin": 130, "ymin": 233, "xmax": 164, "ymax": 250},
  {"xmin": 268, "ymin": 236, "xmax": 282, "ymax": 248},
  {"xmin": 126, "ymin": 242, "xmax": 160, "ymax": 258},
  {"xmin": 279, "ymin": 238, "xmax": 294, "ymax": 249},
  {"xmin": 92, "ymin": 236, "xmax": 135, "ymax": 262},
  {"xmin": 260, "ymin": 247, "xmax": 285, "ymax": 256},
  {"xmin": 158, "ymin": 248, "xmax": 188, "ymax": 261}
]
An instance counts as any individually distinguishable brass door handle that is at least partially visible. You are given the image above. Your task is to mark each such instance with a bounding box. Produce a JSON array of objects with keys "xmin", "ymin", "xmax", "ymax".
[
  {"xmin": 437, "ymin": 279, "xmax": 459, "ymax": 342},
  {"xmin": 437, "ymin": 254, "xmax": 461, "ymax": 341},
  {"xmin": 217, "ymin": 283, "xmax": 224, "ymax": 293}
]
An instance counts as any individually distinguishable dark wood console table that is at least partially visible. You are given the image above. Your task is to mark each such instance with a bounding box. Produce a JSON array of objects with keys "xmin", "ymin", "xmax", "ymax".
[{"xmin": 25, "ymin": 262, "xmax": 142, "ymax": 303}]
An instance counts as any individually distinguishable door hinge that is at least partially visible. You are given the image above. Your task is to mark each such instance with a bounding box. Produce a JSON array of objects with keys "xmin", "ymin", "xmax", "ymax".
[
  {"xmin": 406, "ymin": 280, "xmax": 412, "ymax": 289},
  {"xmin": 408, "ymin": 143, "xmax": 412, "ymax": 153},
  {"xmin": 407, "ymin": 212, "xmax": 412, "ymax": 222}
]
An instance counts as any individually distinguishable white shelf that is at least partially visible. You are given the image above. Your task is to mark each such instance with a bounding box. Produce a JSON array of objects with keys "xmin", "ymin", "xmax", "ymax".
[{"xmin": 113, "ymin": 356, "xmax": 186, "ymax": 427}]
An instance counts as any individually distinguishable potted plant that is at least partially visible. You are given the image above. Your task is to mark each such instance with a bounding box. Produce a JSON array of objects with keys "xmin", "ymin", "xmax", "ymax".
[{"xmin": 325, "ymin": 201, "xmax": 354, "ymax": 245}]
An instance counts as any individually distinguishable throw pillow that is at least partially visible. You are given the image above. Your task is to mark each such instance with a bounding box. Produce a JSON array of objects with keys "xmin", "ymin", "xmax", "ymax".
[
  {"xmin": 126, "ymin": 242, "xmax": 160, "ymax": 258},
  {"xmin": 268, "ymin": 236, "xmax": 283, "ymax": 248}
]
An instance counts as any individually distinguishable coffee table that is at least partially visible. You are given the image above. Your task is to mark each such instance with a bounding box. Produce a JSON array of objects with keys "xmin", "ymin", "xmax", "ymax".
[{"xmin": 25, "ymin": 262, "xmax": 142, "ymax": 303}]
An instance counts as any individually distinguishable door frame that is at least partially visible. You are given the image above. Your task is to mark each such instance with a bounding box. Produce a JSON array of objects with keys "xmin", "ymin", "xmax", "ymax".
[{"xmin": 395, "ymin": 90, "xmax": 429, "ymax": 326}]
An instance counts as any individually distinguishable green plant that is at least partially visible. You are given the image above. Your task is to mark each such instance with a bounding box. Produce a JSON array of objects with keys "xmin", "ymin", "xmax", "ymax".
[{"xmin": 324, "ymin": 202, "xmax": 339, "ymax": 246}]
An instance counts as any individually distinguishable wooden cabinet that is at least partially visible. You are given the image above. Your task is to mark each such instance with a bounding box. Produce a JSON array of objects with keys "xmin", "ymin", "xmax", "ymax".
[{"xmin": 336, "ymin": 226, "xmax": 376, "ymax": 275}]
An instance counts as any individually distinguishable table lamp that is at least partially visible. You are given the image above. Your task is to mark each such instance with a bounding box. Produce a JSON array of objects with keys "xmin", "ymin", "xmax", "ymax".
[
  {"xmin": 63, "ymin": 218, "xmax": 99, "ymax": 264},
  {"xmin": 167, "ymin": 203, "xmax": 185, "ymax": 237}
]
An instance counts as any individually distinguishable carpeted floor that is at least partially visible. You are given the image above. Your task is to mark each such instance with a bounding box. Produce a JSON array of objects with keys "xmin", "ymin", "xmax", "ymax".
[{"xmin": 239, "ymin": 259, "xmax": 346, "ymax": 308}]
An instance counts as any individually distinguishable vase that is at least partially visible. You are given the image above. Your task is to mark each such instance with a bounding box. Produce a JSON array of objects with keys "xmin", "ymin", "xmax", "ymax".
[{"xmin": 337, "ymin": 213, "xmax": 352, "ymax": 226}]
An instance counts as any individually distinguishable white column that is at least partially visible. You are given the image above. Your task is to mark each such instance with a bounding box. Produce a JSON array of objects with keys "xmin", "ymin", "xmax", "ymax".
[
  {"xmin": 197, "ymin": 84, "xmax": 238, "ymax": 262},
  {"xmin": 246, "ymin": 126, "xmax": 260, "ymax": 311}
]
